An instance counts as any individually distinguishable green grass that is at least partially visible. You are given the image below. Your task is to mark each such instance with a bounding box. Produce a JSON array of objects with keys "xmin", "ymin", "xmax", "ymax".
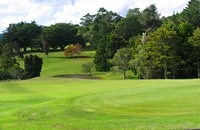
[
  {"xmin": 20, "ymin": 51, "xmax": 96, "ymax": 76},
  {"xmin": 1, "ymin": 51, "xmax": 200, "ymax": 129}
]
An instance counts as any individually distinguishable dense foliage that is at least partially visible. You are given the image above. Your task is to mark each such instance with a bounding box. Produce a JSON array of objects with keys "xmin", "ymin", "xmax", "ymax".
[
  {"xmin": 111, "ymin": 47, "xmax": 133, "ymax": 79},
  {"xmin": 24, "ymin": 54, "xmax": 43, "ymax": 78},
  {"xmin": 42, "ymin": 23, "xmax": 84, "ymax": 50},
  {"xmin": 0, "ymin": 0, "xmax": 200, "ymax": 79},
  {"xmin": 0, "ymin": 43, "xmax": 23, "ymax": 80},
  {"xmin": 64, "ymin": 44, "xmax": 81, "ymax": 57},
  {"xmin": 2, "ymin": 21, "xmax": 42, "ymax": 54},
  {"xmin": 91, "ymin": 0, "xmax": 200, "ymax": 79}
]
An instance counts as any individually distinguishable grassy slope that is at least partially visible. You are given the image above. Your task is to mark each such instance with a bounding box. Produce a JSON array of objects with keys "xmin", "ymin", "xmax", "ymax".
[{"xmin": 1, "ymin": 51, "xmax": 200, "ymax": 130}]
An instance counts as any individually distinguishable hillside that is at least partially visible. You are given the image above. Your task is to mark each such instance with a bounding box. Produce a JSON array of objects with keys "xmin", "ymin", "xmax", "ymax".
[{"xmin": 1, "ymin": 51, "xmax": 200, "ymax": 130}]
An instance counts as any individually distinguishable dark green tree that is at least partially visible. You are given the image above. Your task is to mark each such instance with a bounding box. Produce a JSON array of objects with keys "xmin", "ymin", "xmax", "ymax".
[
  {"xmin": 2, "ymin": 21, "xmax": 42, "ymax": 53},
  {"xmin": 42, "ymin": 23, "xmax": 79, "ymax": 50},
  {"xmin": 78, "ymin": 13, "xmax": 95, "ymax": 44},
  {"xmin": 0, "ymin": 43, "xmax": 22, "ymax": 80},
  {"xmin": 106, "ymin": 33, "xmax": 127, "ymax": 58},
  {"xmin": 141, "ymin": 4, "xmax": 162, "ymax": 31},
  {"xmin": 130, "ymin": 33, "xmax": 151, "ymax": 79},
  {"xmin": 86, "ymin": 8, "xmax": 122, "ymax": 48},
  {"xmin": 93, "ymin": 33, "xmax": 127, "ymax": 72},
  {"xmin": 24, "ymin": 55, "xmax": 43, "ymax": 78},
  {"xmin": 149, "ymin": 23, "xmax": 177, "ymax": 79},
  {"xmin": 115, "ymin": 8, "xmax": 142, "ymax": 41},
  {"xmin": 132, "ymin": 23, "xmax": 178, "ymax": 79},
  {"xmin": 90, "ymin": 8, "xmax": 123, "ymax": 72},
  {"xmin": 93, "ymin": 42, "xmax": 110, "ymax": 71},
  {"xmin": 176, "ymin": 22, "xmax": 195, "ymax": 78},
  {"xmin": 181, "ymin": 0, "xmax": 200, "ymax": 28},
  {"xmin": 0, "ymin": 43, "xmax": 16, "ymax": 70},
  {"xmin": 188, "ymin": 27, "xmax": 200, "ymax": 77}
]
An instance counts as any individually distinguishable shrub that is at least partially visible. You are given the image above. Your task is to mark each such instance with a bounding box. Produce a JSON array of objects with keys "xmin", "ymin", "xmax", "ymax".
[
  {"xmin": 82, "ymin": 62, "xmax": 94, "ymax": 76},
  {"xmin": 0, "ymin": 70, "xmax": 12, "ymax": 80},
  {"xmin": 24, "ymin": 54, "xmax": 43, "ymax": 78},
  {"xmin": 64, "ymin": 44, "xmax": 81, "ymax": 57}
]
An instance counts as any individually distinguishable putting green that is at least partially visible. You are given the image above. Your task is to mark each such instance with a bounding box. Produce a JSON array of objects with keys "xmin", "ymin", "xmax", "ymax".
[
  {"xmin": 1, "ymin": 78, "xmax": 200, "ymax": 129},
  {"xmin": 74, "ymin": 81, "xmax": 200, "ymax": 117}
]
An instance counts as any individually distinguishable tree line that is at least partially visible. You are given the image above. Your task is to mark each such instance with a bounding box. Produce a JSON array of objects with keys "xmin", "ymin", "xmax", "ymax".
[
  {"xmin": 80, "ymin": 0, "xmax": 200, "ymax": 79},
  {"xmin": 0, "ymin": 0, "xmax": 200, "ymax": 79},
  {"xmin": 0, "ymin": 42, "xmax": 43, "ymax": 80},
  {"xmin": 0, "ymin": 22, "xmax": 84, "ymax": 80},
  {"xmin": 0, "ymin": 22, "xmax": 84, "ymax": 55}
]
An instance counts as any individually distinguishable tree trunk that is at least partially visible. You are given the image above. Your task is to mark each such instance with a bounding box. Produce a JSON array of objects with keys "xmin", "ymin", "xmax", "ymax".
[
  {"xmin": 14, "ymin": 41, "xmax": 22, "ymax": 59},
  {"xmin": 197, "ymin": 59, "xmax": 200, "ymax": 78},
  {"xmin": 123, "ymin": 69, "xmax": 126, "ymax": 79},
  {"xmin": 172, "ymin": 67, "xmax": 176, "ymax": 79},
  {"xmin": 164, "ymin": 62, "xmax": 168, "ymax": 79},
  {"xmin": 164, "ymin": 67, "xmax": 167, "ymax": 79},
  {"xmin": 172, "ymin": 62, "xmax": 176, "ymax": 79},
  {"xmin": 24, "ymin": 47, "xmax": 27, "ymax": 53}
]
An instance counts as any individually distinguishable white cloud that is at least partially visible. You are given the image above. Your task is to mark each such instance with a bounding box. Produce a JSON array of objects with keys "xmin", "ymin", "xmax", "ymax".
[
  {"xmin": 0, "ymin": 0, "xmax": 190, "ymax": 33},
  {"xmin": 26, "ymin": 3, "xmax": 52, "ymax": 21},
  {"xmin": 0, "ymin": 16, "xmax": 25, "ymax": 32}
]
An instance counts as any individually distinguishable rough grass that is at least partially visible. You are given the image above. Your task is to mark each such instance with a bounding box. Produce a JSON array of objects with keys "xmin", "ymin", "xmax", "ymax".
[{"xmin": 1, "ymin": 51, "xmax": 200, "ymax": 130}]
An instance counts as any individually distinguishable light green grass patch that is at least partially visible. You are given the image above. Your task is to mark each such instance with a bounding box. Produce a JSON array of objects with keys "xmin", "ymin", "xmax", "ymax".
[{"xmin": 1, "ymin": 78, "xmax": 200, "ymax": 129}]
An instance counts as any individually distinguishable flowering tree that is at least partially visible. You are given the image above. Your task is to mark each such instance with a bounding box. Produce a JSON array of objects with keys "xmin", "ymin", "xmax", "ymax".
[{"xmin": 64, "ymin": 44, "xmax": 81, "ymax": 57}]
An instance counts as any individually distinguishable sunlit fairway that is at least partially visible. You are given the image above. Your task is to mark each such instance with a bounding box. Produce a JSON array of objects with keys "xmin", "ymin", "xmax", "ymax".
[{"xmin": 1, "ymin": 51, "xmax": 200, "ymax": 130}]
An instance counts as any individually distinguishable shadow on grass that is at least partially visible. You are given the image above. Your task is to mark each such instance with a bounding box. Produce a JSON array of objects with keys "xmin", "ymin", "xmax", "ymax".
[
  {"xmin": 53, "ymin": 74, "xmax": 102, "ymax": 80},
  {"xmin": 49, "ymin": 56, "xmax": 92, "ymax": 59}
]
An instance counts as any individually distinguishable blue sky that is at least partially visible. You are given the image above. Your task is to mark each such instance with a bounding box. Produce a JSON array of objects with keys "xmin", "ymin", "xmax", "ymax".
[{"xmin": 0, "ymin": 0, "xmax": 189, "ymax": 33}]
